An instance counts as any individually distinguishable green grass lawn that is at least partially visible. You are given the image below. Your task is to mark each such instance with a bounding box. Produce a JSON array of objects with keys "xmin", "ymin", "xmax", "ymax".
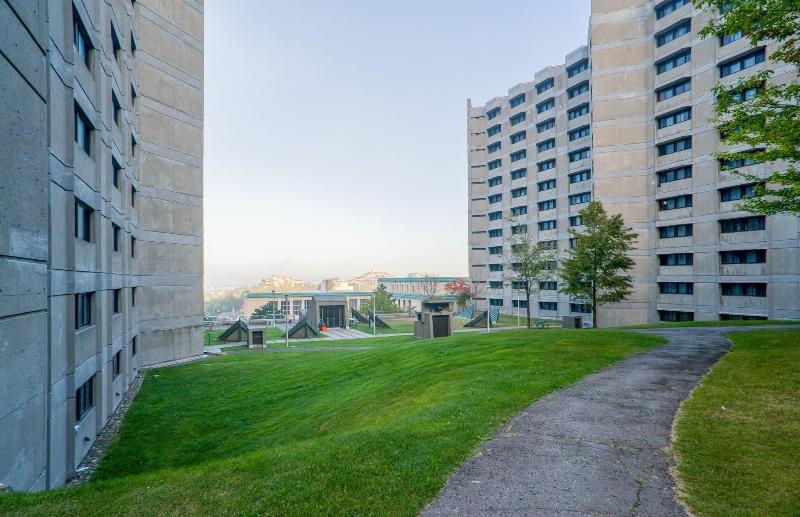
[
  {"xmin": 0, "ymin": 329, "xmax": 663, "ymax": 516},
  {"xmin": 351, "ymin": 318, "xmax": 416, "ymax": 334},
  {"xmin": 203, "ymin": 326, "xmax": 284, "ymax": 346},
  {"xmin": 673, "ymin": 330, "xmax": 800, "ymax": 516},
  {"xmin": 620, "ymin": 319, "xmax": 800, "ymax": 329}
]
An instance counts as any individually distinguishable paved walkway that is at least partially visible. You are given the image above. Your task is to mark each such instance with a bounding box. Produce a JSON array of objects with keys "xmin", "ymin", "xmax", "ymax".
[{"xmin": 423, "ymin": 327, "xmax": 790, "ymax": 516}]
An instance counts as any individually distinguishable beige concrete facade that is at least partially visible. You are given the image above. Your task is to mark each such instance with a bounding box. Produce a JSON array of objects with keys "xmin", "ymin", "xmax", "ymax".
[
  {"xmin": 0, "ymin": 0, "xmax": 203, "ymax": 491},
  {"xmin": 468, "ymin": 0, "xmax": 799, "ymax": 325}
]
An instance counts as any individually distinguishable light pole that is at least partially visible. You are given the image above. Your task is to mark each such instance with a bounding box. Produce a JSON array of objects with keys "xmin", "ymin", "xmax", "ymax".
[
  {"xmin": 372, "ymin": 290, "xmax": 376, "ymax": 335},
  {"xmin": 284, "ymin": 294, "xmax": 289, "ymax": 347},
  {"xmin": 517, "ymin": 299, "xmax": 520, "ymax": 327},
  {"xmin": 271, "ymin": 290, "xmax": 276, "ymax": 328}
]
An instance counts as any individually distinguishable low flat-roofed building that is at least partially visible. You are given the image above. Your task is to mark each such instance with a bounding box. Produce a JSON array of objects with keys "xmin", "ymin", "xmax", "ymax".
[
  {"xmin": 243, "ymin": 291, "xmax": 373, "ymax": 320},
  {"xmin": 379, "ymin": 277, "xmax": 466, "ymax": 312}
]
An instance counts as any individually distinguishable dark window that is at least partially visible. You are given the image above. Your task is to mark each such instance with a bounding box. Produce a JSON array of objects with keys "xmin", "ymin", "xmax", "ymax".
[
  {"xmin": 511, "ymin": 206, "xmax": 528, "ymax": 216},
  {"xmin": 75, "ymin": 200, "xmax": 92, "ymax": 242},
  {"xmin": 510, "ymin": 131, "xmax": 526, "ymax": 144},
  {"xmin": 540, "ymin": 281, "xmax": 558, "ymax": 290},
  {"xmin": 569, "ymin": 192, "xmax": 591, "ymax": 205},
  {"xmin": 112, "ymin": 223, "xmax": 121, "ymax": 252},
  {"xmin": 657, "ymin": 49, "xmax": 691, "ymax": 74},
  {"xmin": 720, "ymin": 48, "xmax": 766, "ymax": 78},
  {"xmin": 131, "ymin": 134, "xmax": 138, "ymax": 156},
  {"xmin": 488, "ymin": 194, "xmax": 502, "ymax": 204},
  {"xmin": 720, "ymin": 31, "xmax": 744, "ymax": 46},
  {"xmin": 720, "ymin": 152, "xmax": 762, "ymax": 169},
  {"xmin": 132, "ymin": 336, "xmax": 137, "ymax": 356},
  {"xmin": 131, "ymin": 186, "xmax": 137, "ymax": 207},
  {"xmin": 488, "ymin": 159, "xmax": 502, "ymax": 170},
  {"xmin": 731, "ymin": 85, "xmax": 761, "ymax": 102},
  {"xmin": 75, "ymin": 292, "xmax": 93, "ymax": 329},
  {"xmin": 657, "ymin": 165, "xmax": 692, "ymax": 184},
  {"xmin": 720, "ymin": 216, "xmax": 765, "ymax": 233},
  {"xmin": 489, "ymin": 246, "xmax": 503, "ymax": 255},
  {"xmin": 720, "ymin": 249, "xmax": 766, "ymax": 264},
  {"xmin": 569, "ymin": 216, "xmax": 582, "ymax": 226},
  {"xmin": 511, "ymin": 168, "xmax": 527, "ymax": 180},
  {"xmin": 569, "ymin": 170, "xmax": 591, "ymax": 183},
  {"xmin": 489, "ymin": 281, "xmax": 503, "ymax": 289},
  {"xmin": 111, "ymin": 23, "xmax": 122, "ymax": 58},
  {"xmin": 538, "ymin": 199, "xmax": 556, "ymax": 211},
  {"xmin": 75, "ymin": 375, "xmax": 94, "ymax": 421},
  {"xmin": 112, "ymin": 157, "xmax": 122, "ymax": 188},
  {"xmin": 538, "ymin": 159, "xmax": 556, "ymax": 172},
  {"xmin": 510, "ymin": 112, "xmax": 526, "ymax": 126},
  {"xmin": 487, "ymin": 141, "xmax": 501, "ymax": 153},
  {"xmin": 540, "ymin": 240, "xmax": 558, "ymax": 249},
  {"xmin": 659, "ymin": 224, "xmax": 693, "ymax": 238},
  {"xmin": 569, "ymin": 148, "xmax": 590, "ymax": 162},
  {"xmin": 659, "ymin": 310, "xmax": 694, "ymax": 322},
  {"xmin": 567, "ymin": 81, "xmax": 589, "ymax": 98},
  {"xmin": 658, "ymin": 137, "xmax": 692, "ymax": 156},
  {"xmin": 537, "ymin": 98, "xmax": 555, "ymax": 113},
  {"xmin": 511, "ymin": 187, "xmax": 527, "ymax": 198},
  {"xmin": 488, "ymin": 176, "xmax": 502, "ymax": 187},
  {"xmin": 538, "ymin": 179, "xmax": 556, "ymax": 191},
  {"xmin": 489, "ymin": 264, "xmax": 503, "ymax": 272},
  {"xmin": 131, "ymin": 287, "xmax": 137, "ymax": 306},
  {"xmin": 720, "ymin": 313, "xmax": 766, "ymax": 321},
  {"xmin": 73, "ymin": 9, "xmax": 92, "ymax": 67},
  {"xmin": 658, "ymin": 194, "xmax": 692, "ymax": 210},
  {"xmin": 537, "ymin": 139, "xmax": 555, "ymax": 152},
  {"xmin": 489, "ymin": 211, "xmax": 502, "ymax": 221},
  {"xmin": 539, "ymin": 301, "xmax": 558, "ymax": 311},
  {"xmin": 570, "ymin": 303, "xmax": 592, "ymax": 314},
  {"xmin": 567, "ymin": 59, "xmax": 588, "ymax": 77},
  {"xmin": 568, "ymin": 126, "xmax": 590, "ymax": 141},
  {"xmin": 656, "ymin": 0, "xmax": 690, "ymax": 19},
  {"xmin": 511, "ymin": 150, "xmax": 526, "ymax": 162},
  {"xmin": 487, "ymin": 107, "xmax": 501, "ymax": 120},
  {"xmin": 537, "ymin": 118, "xmax": 555, "ymax": 133},
  {"xmin": 511, "ymin": 281, "xmax": 526, "ymax": 290},
  {"xmin": 659, "ymin": 253, "xmax": 693, "ymax": 266},
  {"xmin": 511, "ymin": 224, "xmax": 527, "ymax": 235},
  {"xmin": 659, "ymin": 282, "xmax": 694, "ymax": 294},
  {"xmin": 720, "ymin": 183, "xmax": 758, "ymax": 202},
  {"xmin": 568, "ymin": 103, "xmax": 590, "ymax": 120},
  {"xmin": 536, "ymin": 77, "xmax": 554, "ymax": 93},
  {"xmin": 657, "ymin": 107, "xmax": 691, "ymax": 128},
  {"xmin": 509, "ymin": 93, "xmax": 526, "ymax": 108},
  {"xmin": 721, "ymin": 283, "xmax": 767, "ymax": 297},
  {"xmin": 538, "ymin": 220, "xmax": 557, "ymax": 231},
  {"xmin": 131, "ymin": 236, "xmax": 136, "ymax": 257},
  {"xmin": 487, "ymin": 124, "xmax": 501, "ymax": 136},
  {"xmin": 112, "ymin": 91, "xmax": 122, "ymax": 126},
  {"xmin": 656, "ymin": 19, "xmax": 691, "ymax": 46},
  {"xmin": 489, "ymin": 298, "xmax": 503, "ymax": 307},
  {"xmin": 112, "ymin": 350, "xmax": 122, "ymax": 379},
  {"xmin": 512, "ymin": 300, "xmax": 529, "ymax": 308},
  {"xmin": 656, "ymin": 78, "xmax": 691, "ymax": 101},
  {"xmin": 75, "ymin": 104, "xmax": 92, "ymax": 154},
  {"xmin": 113, "ymin": 289, "xmax": 121, "ymax": 314}
]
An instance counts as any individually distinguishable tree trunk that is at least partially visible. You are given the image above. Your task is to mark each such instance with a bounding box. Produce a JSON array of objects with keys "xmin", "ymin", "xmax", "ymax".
[
  {"xmin": 525, "ymin": 287, "xmax": 532, "ymax": 329},
  {"xmin": 592, "ymin": 286, "xmax": 598, "ymax": 329}
]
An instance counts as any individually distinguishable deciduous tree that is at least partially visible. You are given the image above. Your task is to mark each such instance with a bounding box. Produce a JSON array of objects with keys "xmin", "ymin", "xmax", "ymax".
[{"xmin": 505, "ymin": 234, "xmax": 556, "ymax": 329}]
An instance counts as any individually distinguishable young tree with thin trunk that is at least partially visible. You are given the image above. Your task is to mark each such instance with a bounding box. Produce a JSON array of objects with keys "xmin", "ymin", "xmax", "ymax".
[
  {"xmin": 559, "ymin": 201, "xmax": 637, "ymax": 329},
  {"xmin": 505, "ymin": 231, "xmax": 555, "ymax": 329},
  {"xmin": 696, "ymin": 0, "xmax": 800, "ymax": 214}
]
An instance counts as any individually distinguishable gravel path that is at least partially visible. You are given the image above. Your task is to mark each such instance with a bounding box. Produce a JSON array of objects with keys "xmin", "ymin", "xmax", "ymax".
[{"xmin": 423, "ymin": 327, "xmax": 791, "ymax": 516}]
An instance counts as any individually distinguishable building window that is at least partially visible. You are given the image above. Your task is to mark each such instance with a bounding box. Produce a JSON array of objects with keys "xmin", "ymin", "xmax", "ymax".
[
  {"xmin": 537, "ymin": 139, "xmax": 555, "ymax": 152},
  {"xmin": 487, "ymin": 141, "xmax": 501, "ymax": 154},
  {"xmin": 74, "ymin": 200, "xmax": 93, "ymax": 242},
  {"xmin": 569, "ymin": 216, "xmax": 582, "ymax": 226},
  {"xmin": 131, "ymin": 287, "xmax": 137, "ymax": 306},
  {"xmin": 112, "ymin": 223, "xmax": 121, "ymax": 252},
  {"xmin": 658, "ymin": 137, "xmax": 692, "ymax": 156},
  {"xmin": 537, "ymin": 98, "xmax": 555, "ymax": 113},
  {"xmin": 659, "ymin": 253, "xmax": 693, "ymax": 266},
  {"xmin": 489, "ymin": 246, "xmax": 503, "ymax": 255},
  {"xmin": 656, "ymin": 78, "xmax": 691, "ymax": 101},
  {"xmin": 720, "ymin": 31, "xmax": 744, "ymax": 46},
  {"xmin": 539, "ymin": 301, "xmax": 558, "ymax": 311},
  {"xmin": 537, "ymin": 118, "xmax": 555, "ymax": 133},
  {"xmin": 75, "ymin": 104, "xmax": 92, "ymax": 155},
  {"xmin": 656, "ymin": 0, "xmax": 690, "ymax": 19},
  {"xmin": 569, "ymin": 237, "xmax": 578, "ymax": 249},
  {"xmin": 112, "ymin": 157, "xmax": 122, "ymax": 189},
  {"xmin": 511, "ymin": 224, "xmax": 527, "ymax": 235},
  {"xmin": 487, "ymin": 124, "xmax": 501, "ymax": 137},
  {"xmin": 569, "ymin": 148, "xmax": 590, "ymax": 162},
  {"xmin": 657, "ymin": 107, "xmax": 691, "ymax": 129},
  {"xmin": 113, "ymin": 289, "xmax": 122, "ymax": 314},
  {"xmin": 656, "ymin": 19, "xmax": 691, "ymax": 47},
  {"xmin": 657, "ymin": 49, "xmax": 691, "ymax": 74},
  {"xmin": 132, "ymin": 336, "xmax": 137, "ymax": 356},
  {"xmin": 720, "ymin": 249, "xmax": 766, "ymax": 264},
  {"xmin": 487, "ymin": 107, "xmax": 501, "ymax": 120},
  {"xmin": 75, "ymin": 375, "xmax": 94, "ymax": 421},
  {"xmin": 659, "ymin": 223, "xmax": 693, "ymax": 238},
  {"xmin": 731, "ymin": 85, "xmax": 761, "ymax": 102},
  {"xmin": 488, "ymin": 176, "xmax": 502, "ymax": 187},
  {"xmin": 512, "ymin": 300, "xmax": 529, "ymax": 308},
  {"xmin": 538, "ymin": 199, "xmax": 556, "ymax": 211},
  {"xmin": 720, "ymin": 183, "xmax": 758, "ymax": 202},
  {"xmin": 540, "ymin": 240, "xmax": 558, "ymax": 250},
  {"xmin": 720, "ymin": 48, "xmax": 766, "ymax": 78},
  {"xmin": 660, "ymin": 282, "xmax": 694, "ymax": 294},
  {"xmin": 540, "ymin": 281, "xmax": 558, "ymax": 290},
  {"xmin": 112, "ymin": 91, "xmax": 122, "ymax": 127},
  {"xmin": 511, "ymin": 168, "xmax": 527, "ymax": 180},
  {"xmin": 509, "ymin": 93, "xmax": 526, "ymax": 108},
  {"xmin": 568, "ymin": 103, "xmax": 590, "ymax": 120},
  {"xmin": 720, "ymin": 313, "xmax": 766, "ymax": 321},
  {"xmin": 721, "ymin": 283, "xmax": 767, "ymax": 297},
  {"xmin": 510, "ymin": 112, "xmax": 526, "ymax": 126},
  {"xmin": 489, "ymin": 299, "xmax": 503, "ymax": 307},
  {"xmin": 113, "ymin": 350, "xmax": 122, "ymax": 379},
  {"xmin": 720, "ymin": 153, "xmax": 762, "ymax": 169},
  {"xmin": 73, "ymin": 9, "xmax": 92, "ymax": 67},
  {"xmin": 568, "ymin": 81, "xmax": 589, "ymax": 99},
  {"xmin": 489, "ymin": 211, "xmax": 502, "ymax": 221},
  {"xmin": 489, "ymin": 281, "xmax": 503, "ymax": 289},
  {"xmin": 538, "ymin": 179, "xmax": 556, "ymax": 191},
  {"xmin": 536, "ymin": 77, "xmax": 554, "ymax": 93},
  {"xmin": 538, "ymin": 159, "xmax": 556, "ymax": 172},
  {"xmin": 488, "ymin": 194, "xmax": 502, "ymax": 204},
  {"xmin": 489, "ymin": 264, "xmax": 503, "ymax": 272},
  {"xmin": 659, "ymin": 194, "xmax": 692, "ymax": 210},
  {"xmin": 488, "ymin": 228, "xmax": 502, "ymax": 238},
  {"xmin": 658, "ymin": 165, "xmax": 692, "ymax": 184},
  {"xmin": 568, "ymin": 126, "xmax": 590, "ymax": 141},
  {"xmin": 720, "ymin": 216, "xmax": 765, "ymax": 233},
  {"xmin": 131, "ymin": 236, "xmax": 136, "ymax": 257},
  {"xmin": 111, "ymin": 22, "xmax": 123, "ymax": 58},
  {"xmin": 570, "ymin": 303, "xmax": 592, "ymax": 314},
  {"xmin": 131, "ymin": 186, "xmax": 137, "ymax": 207},
  {"xmin": 512, "ymin": 187, "xmax": 527, "ymax": 198},
  {"xmin": 488, "ymin": 159, "xmax": 502, "ymax": 170},
  {"xmin": 569, "ymin": 192, "xmax": 591, "ymax": 205},
  {"xmin": 567, "ymin": 59, "xmax": 588, "ymax": 77},
  {"xmin": 538, "ymin": 220, "xmax": 557, "ymax": 231},
  {"xmin": 569, "ymin": 169, "xmax": 591, "ymax": 183},
  {"xmin": 659, "ymin": 310, "xmax": 694, "ymax": 322},
  {"xmin": 510, "ymin": 131, "xmax": 526, "ymax": 144},
  {"xmin": 75, "ymin": 292, "xmax": 93, "ymax": 329},
  {"xmin": 511, "ymin": 206, "xmax": 528, "ymax": 216},
  {"xmin": 511, "ymin": 150, "xmax": 527, "ymax": 162}
]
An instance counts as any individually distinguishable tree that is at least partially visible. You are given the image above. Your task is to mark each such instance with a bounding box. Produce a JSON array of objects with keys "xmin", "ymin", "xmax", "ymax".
[
  {"xmin": 560, "ymin": 201, "xmax": 637, "ymax": 329},
  {"xmin": 251, "ymin": 302, "xmax": 278, "ymax": 319},
  {"xmin": 696, "ymin": 0, "xmax": 800, "ymax": 214},
  {"xmin": 444, "ymin": 278, "xmax": 471, "ymax": 309},
  {"xmin": 505, "ymin": 233, "xmax": 556, "ymax": 329},
  {"xmin": 419, "ymin": 274, "xmax": 439, "ymax": 299},
  {"xmin": 364, "ymin": 284, "xmax": 401, "ymax": 313}
]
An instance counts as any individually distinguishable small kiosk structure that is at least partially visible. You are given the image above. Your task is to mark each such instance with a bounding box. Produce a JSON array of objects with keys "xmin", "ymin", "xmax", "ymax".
[{"xmin": 414, "ymin": 299, "xmax": 455, "ymax": 339}]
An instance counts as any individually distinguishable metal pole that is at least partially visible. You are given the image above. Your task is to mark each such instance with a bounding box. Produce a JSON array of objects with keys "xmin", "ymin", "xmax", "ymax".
[
  {"xmin": 487, "ymin": 302, "xmax": 490, "ymax": 333},
  {"xmin": 517, "ymin": 300, "xmax": 520, "ymax": 328},
  {"xmin": 373, "ymin": 291, "xmax": 376, "ymax": 335},
  {"xmin": 285, "ymin": 295, "xmax": 289, "ymax": 347}
]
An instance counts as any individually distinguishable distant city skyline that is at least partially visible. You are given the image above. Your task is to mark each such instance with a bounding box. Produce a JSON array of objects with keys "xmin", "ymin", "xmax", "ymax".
[{"xmin": 204, "ymin": 0, "xmax": 591, "ymax": 286}]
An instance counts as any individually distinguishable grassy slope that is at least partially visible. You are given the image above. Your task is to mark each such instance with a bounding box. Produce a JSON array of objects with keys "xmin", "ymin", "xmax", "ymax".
[
  {"xmin": 620, "ymin": 319, "xmax": 800, "ymax": 329},
  {"xmin": 203, "ymin": 327, "xmax": 284, "ymax": 346},
  {"xmin": 673, "ymin": 330, "xmax": 800, "ymax": 516},
  {"xmin": 1, "ymin": 329, "xmax": 662, "ymax": 516}
]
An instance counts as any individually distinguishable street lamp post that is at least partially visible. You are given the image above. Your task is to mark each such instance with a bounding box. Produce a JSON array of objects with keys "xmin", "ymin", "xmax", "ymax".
[
  {"xmin": 372, "ymin": 290, "xmax": 376, "ymax": 335},
  {"xmin": 271, "ymin": 290, "xmax": 276, "ymax": 328},
  {"xmin": 285, "ymin": 294, "xmax": 289, "ymax": 348}
]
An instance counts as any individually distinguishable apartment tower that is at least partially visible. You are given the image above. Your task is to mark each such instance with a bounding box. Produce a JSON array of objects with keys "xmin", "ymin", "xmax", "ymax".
[
  {"xmin": 467, "ymin": 0, "xmax": 799, "ymax": 326},
  {"xmin": 0, "ymin": 0, "xmax": 204, "ymax": 491}
]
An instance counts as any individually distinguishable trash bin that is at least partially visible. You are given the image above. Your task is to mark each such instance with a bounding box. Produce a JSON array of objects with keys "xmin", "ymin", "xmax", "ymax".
[{"xmin": 562, "ymin": 316, "xmax": 583, "ymax": 329}]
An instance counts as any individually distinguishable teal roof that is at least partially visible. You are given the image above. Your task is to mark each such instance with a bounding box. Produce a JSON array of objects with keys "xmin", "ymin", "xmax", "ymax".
[
  {"xmin": 378, "ymin": 277, "xmax": 466, "ymax": 283},
  {"xmin": 389, "ymin": 293, "xmax": 457, "ymax": 301},
  {"xmin": 246, "ymin": 291, "xmax": 373, "ymax": 298}
]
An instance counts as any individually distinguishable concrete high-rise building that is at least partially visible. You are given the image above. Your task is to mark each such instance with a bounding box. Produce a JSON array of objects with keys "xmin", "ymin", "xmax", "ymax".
[
  {"xmin": 0, "ymin": 0, "xmax": 203, "ymax": 491},
  {"xmin": 468, "ymin": 0, "xmax": 799, "ymax": 326}
]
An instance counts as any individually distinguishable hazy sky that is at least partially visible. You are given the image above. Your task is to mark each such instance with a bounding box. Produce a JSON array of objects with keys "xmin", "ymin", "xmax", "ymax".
[{"xmin": 204, "ymin": 0, "xmax": 591, "ymax": 287}]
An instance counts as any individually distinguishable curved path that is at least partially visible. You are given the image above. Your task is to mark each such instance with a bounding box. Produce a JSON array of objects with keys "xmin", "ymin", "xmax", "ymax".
[{"xmin": 423, "ymin": 327, "xmax": 788, "ymax": 516}]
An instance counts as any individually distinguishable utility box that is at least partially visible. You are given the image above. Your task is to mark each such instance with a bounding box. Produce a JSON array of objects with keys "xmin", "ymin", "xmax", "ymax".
[
  {"xmin": 562, "ymin": 316, "xmax": 583, "ymax": 329},
  {"xmin": 414, "ymin": 299, "xmax": 455, "ymax": 339}
]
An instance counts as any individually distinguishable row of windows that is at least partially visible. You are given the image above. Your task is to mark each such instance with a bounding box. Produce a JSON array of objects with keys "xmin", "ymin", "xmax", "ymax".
[
  {"xmin": 492, "ymin": 300, "xmax": 592, "ymax": 313},
  {"xmin": 567, "ymin": 81, "xmax": 589, "ymax": 99},
  {"xmin": 75, "ymin": 288, "xmax": 138, "ymax": 330},
  {"xmin": 658, "ymin": 194, "xmax": 691, "ymax": 210},
  {"xmin": 567, "ymin": 59, "xmax": 588, "ymax": 78},
  {"xmin": 75, "ymin": 336, "xmax": 138, "ymax": 422},
  {"xmin": 569, "ymin": 148, "xmax": 590, "ymax": 162},
  {"xmin": 657, "ymin": 107, "xmax": 691, "ymax": 129},
  {"xmin": 537, "ymin": 139, "xmax": 555, "ymax": 152},
  {"xmin": 656, "ymin": 48, "xmax": 691, "ymax": 74},
  {"xmin": 656, "ymin": 19, "xmax": 690, "ymax": 47},
  {"xmin": 659, "ymin": 282, "xmax": 768, "ymax": 297},
  {"xmin": 655, "ymin": 0, "xmax": 690, "ymax": 20},
  {"xmin": 537, "ymin": 118, "xmax": 555, "ymax": 133},
  {"xmin": 568, "ymin": 103, "xmax": 589, "ymax": 120},
  {"xmin": 569, "ymin": 126, "xmax": 590, "ymax": 141},
  {"xmin": 658, "ymin": 136, "xmax": 691, "ymax": 156},
  {"xmin": 537, "ymin": 98, "xmax": 555, "ymax": 113},
  {"xmin": 658, "ymin": 216, "xmax": 766, "ymax": 238},
  {"xmin": 75, "ymin": 200, "xmax": 137, "ymax": 256}
]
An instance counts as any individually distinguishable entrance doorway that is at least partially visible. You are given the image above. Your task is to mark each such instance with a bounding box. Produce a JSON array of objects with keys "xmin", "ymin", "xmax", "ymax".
[
  {"xmin": 432, "ymin": 315, "xmax": 449, "ymax": 337},
  {"xmin": 320, "ymin": 305, "xmax": 345, "ymax": 328}
]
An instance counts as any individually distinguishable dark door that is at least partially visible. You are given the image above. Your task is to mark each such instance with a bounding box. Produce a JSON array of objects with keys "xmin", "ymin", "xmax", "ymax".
[
  {"xmin": 320, "ymin": 305, "xmax": 344, "ymax": 328},
  {"xmin": 432, "ymin": 315, "xmax": 449, "ymax": 338}
]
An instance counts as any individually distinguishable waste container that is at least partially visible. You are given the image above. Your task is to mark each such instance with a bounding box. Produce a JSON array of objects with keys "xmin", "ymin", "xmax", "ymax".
[{"xmin": 562, "ymin": 316, "xmax": 583, "ymax": 329}]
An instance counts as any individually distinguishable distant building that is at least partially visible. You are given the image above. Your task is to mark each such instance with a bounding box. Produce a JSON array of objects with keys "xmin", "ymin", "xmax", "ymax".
[
  {"xmin": 379, "ymin": 277, "xmax": 466, "ymax": 311},
  {"xmin": 243, "ymin": 291, "xmax": 373, "ymax": 320},
  {"xmin": 317, "ymin": 278, "xmax": 354, "ymax": 292},
  {"xmin": 257, "ymin": 275, "xmax": 316, "ymax": 293},
  {"xmin": 348, "ymin": 271, "xmax": 394, "ymax": 292}
]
